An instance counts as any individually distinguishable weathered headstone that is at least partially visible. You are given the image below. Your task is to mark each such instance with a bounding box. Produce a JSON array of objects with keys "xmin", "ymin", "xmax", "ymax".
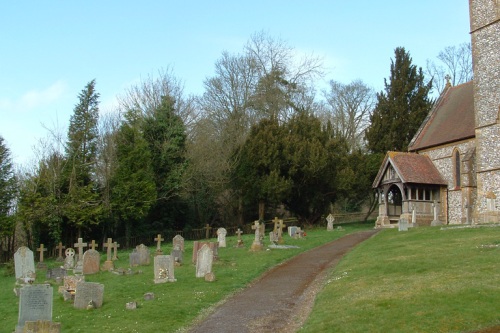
[
  {"xmin": 136, "ymin": 244, "xmax": 150, "ymax": 265},
  {"xmin": 63, "ymin": 248, "xmax": 75, "ymax": 270},
  {"xmin": 74, "ymin": 282, "xmax": 104, "ymax": 309},
  {"xmin": 217, "ymin": 228, "xmax": 227, "ymax": 248},
  {"xmin": 102, "ymin": 238, "xmax": 114, "ymax": 271},
  {"xmin": 196, "ymin": 244, "xmax": 213, "ymax": 278},
  {"xmin": 154, "ymin": 255, "xmax": 176, "ymax": 283},
  {"xmin": 112, "ymin": 242, "xmax": 120, "ymax": 260},
  {"xmin": 288, "ymin": 226, "xmax": 298, "ymax": 237},
  {"xmin": 294, "ymin": 227, "xmax": 305, "ymax": 239},
  {"xmin": 192, "ymin": 241, "xmax": 218, "ymax": 263},
  {"xmin": 63, "ymin": 275, "xmax": 85, "ymax": 292},
  {"xmin": 272, "ymin": 217, "xmax": 286, "ymax": 244},
  {"xmin": 235, "ymin": 228, "xmax": 244, "ymax": 248},
  {"xmin": 250, "ymin": 221, "xmax": 263, "ymax": 251},
  {"xmin": 326, "ymin": 213, "xmax": 335, "ymax": 231},
  {"xmin": 129, "ymin": 250, "xmax": 140, "ymax": 267},
  {"xmin": 399, "ymin": 218, "xmax": 409, "ymax": 231},
  {"xmin": 14, "ymin": 246, "xmax": 36, "ymax": 283},
  {"xmin": 172, "ymin": 235, "xmax": 185, "ymax": 252},
  {"xmin": 154, "ymin": 234, "xmax": 164, "ymax": 255},
  {"xmin": 16, "ymin": 284, "xmax": 53, "ymax": 332},
  {"xmin": 82, "ymin": 249, "xmax": 100, "ymax": 275},
  {"xmin": 55, "ymin": 242, "xmax": 65, "ymax": 262},
  {"xmin": 46, "ymin": 267, "xmax": 66, "ymax": 281},
  {"xmin": 23, "ymin": 320, "xmax": 61, "ymax": 332},
  {"xmin": 171, "ymin": 248, "xmax": 183, "ymax": 265}
]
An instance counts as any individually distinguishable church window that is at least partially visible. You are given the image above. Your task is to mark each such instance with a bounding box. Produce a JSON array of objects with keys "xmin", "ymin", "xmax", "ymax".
[{"xmin": 454, "ymin": 150, "xmax": 461, "ymax": 188}]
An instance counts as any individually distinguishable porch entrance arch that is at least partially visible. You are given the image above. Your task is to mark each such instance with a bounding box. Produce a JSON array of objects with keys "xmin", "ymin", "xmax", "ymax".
[{"xmin": 387, "ymin": 184, "xmax": 403, "ymax": 219}]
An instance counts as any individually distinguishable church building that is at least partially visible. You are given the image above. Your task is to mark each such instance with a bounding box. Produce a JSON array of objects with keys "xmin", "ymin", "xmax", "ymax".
[{"xmin": 373, "ymin": 0, "xmax": 499, "ymax": 227}]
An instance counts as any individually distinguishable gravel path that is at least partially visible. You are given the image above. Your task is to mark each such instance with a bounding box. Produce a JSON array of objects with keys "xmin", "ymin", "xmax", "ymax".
[{"xmin": 187, "ymin": 230, "xmax": 379, "ymax": 333}]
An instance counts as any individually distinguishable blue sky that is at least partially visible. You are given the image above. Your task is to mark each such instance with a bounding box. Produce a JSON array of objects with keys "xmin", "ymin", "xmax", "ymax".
[{"xmin": 1, "ymin": 1, "xmax": 471, "ymax": 166}]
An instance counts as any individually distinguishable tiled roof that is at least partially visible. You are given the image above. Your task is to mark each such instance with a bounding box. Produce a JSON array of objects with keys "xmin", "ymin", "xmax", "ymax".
[
  {"xmin": 373, "ymin": 151, "xmax": 448, "ymax": 188},
  {"xmin": 409, "ymin": 81, "xmax": 475, "ymax": 152}
]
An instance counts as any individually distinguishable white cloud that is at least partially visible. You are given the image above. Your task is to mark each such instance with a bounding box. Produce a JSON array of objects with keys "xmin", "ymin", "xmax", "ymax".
[{"xmin": 0, "ymin": 80, "xmax": 67, "ymax": 113}]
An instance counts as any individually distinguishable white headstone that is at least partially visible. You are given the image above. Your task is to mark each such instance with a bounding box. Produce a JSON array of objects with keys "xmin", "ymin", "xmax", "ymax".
[
  {"xmin": 172, "ymin": 235, "xmax": 185, "ymax": 252},
  {"xmin": 14, "ymin": 246, "xmax": 36, "ymax": 283},
  {"xmin": 217, "ymin": 228, "xmax": 227, "ymax": 248},
  {"xmin": 196, "ymin": 244, "xmax": 213, "ymax": 278},
  {"xmin": 326, "ymin": 214, "xmax": 335, "ymax": 231},
  {"xmin": 399, "ymin": 218, "xmax": 409, "ymax": 231},
  {"xmin": 288, "ymin": 226, "xmax": 298, "ymax": 237}
]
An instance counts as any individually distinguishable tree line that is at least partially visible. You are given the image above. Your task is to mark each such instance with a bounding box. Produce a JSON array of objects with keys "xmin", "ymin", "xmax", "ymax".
[{"xmin": 0, "ymin": 32, "xmax": 472, "ymax": 259}]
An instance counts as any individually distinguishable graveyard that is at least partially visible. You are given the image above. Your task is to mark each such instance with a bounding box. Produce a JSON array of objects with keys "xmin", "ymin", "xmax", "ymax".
[{"xmin": 1, "ymin": 221, "xmax": 499, "ymax": 332}]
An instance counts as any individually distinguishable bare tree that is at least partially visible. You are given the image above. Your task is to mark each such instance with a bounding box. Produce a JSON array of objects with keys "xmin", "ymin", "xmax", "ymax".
[
  {"xmin": 320, "ymin": 80, "xmax": 375, "ymax": 151},
  {"xmin": 426, "ymin": 42, "xmax": 473, "ymax": 94}
]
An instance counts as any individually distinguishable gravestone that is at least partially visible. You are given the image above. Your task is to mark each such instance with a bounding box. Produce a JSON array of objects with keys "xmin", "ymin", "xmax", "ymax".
[
  {"xmin": 399, "ymin": 218, "xmax": 409, "ymax": 232},
  {"xmin": 196, "ymin": 244, "xmax": 213, "ymax": 278},
  {"xmin": 22, "ymin": 320, "xmax": 61, "ymax": 332},
  {"xmin": 217, "ymin": 228, "xmax": 227, "ymax": 247},
  {"xmin": 250, "ymin": 221, "xmax": 263, "ymax": 251},
  {"xmin": 154, "ymin": 255, "xmax": 176, "ymax": 283},
  {"xmin": 235, "ymin": 228, "xmax": 244, "ymax": 248},
  {"xmin": 14, "ymin": 246, "xmax": 36, "ymax": 283},
  {"xmin": 55, "ymin": 242, "xmax": 65, "ymax": 262},
  {"xmin": 129, "ymin": 250, "xmax": 140, "ymax": 267},
  {"xmin": 272, "ymin": 217, "xmax": 286, "ymax": 244},
  {"xmin": 82, "ymin": 249, "xmax": 100, "ymax": 275},
  {"xmin": 192, "ymin": 241, "xmax": 218, "ymax": 264},
  {"xmin": 74, "ymin": 282, "xmax": 104, "ymax": 309},
  {"xmin": 204, "ymin": 224, "xmax": 212, "ymax": 239},
  {"xmin": 16, "ymin": 284, "xmax": 53, "ymax": 332},
  {"xmin": 63, "ymin": 248, "xmax": 75, "ymax": 270},
  {"xmin": 171, "ymin": 248, "xmax": 183, "ymax": 265},
  {"xmin": 154, "ymin": 234, "xmax": 164, "ymax": 255},
  {"xmin": 63, "ymin": 275, "xmax": 85, "ymax": 292},
  {"xmin": 294, "ymin": 227, "xmax": 305, "ymax": 239},
  {"xmin": 89, "ymin": 240, "xmax": 99, "ymax": 250},
  {"xmin": 112, "ymin": 242, "xmax": 120, "ymax": 260},
  {"xmin": 269, "ymin": 230, "xmax": 279, "ymax": 243},
  {"xmin": 288, "ymin": 226, "xmax": 298, "ymax": 237},
  {"xmin": 46, "ymin": 267, "xmax": 66, "ymax": 281},
  {"xmin": 173, "ymin": 235, "xmax": 185, "ymax": 252},
  {"xmin": 73, "ymin": 238, "xmax": 87, "ymax": 273},
  {"xmin": 36, "ymin": 244, "xmax": 48, "ymax": 270},
  {"xmin": 102, "ymin": 238, "xmax": 114, "ymax": 271},
  {"xmin": 136, "ymin": 244, "xmax": 150, "ymax": 265},
  {"xmin": 326, "ymin": 213, "xmax": 335, "ymax": 231}
]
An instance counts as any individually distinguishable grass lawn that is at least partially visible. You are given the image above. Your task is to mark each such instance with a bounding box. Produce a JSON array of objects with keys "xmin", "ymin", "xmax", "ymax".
[
  {"xmin": 0, "ymin": 222, "xmax": 372, "ymax": 332},
  {"xmin": 298, "ymin": 225, "xmax": 500, "ymax": 333}
]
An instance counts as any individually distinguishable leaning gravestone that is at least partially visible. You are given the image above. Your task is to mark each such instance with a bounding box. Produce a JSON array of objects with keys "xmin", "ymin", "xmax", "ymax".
[
  {"xmin": 82, "ymin": 249, "xmax": 100, "ymax": 275},
  {"xmin": 196, "ymin": 244, "xmax": 213, "ymax": 278},
  {"xmin": 74, "ymin": 281, "xmax": 104, "ymax": 309},
  {"xmin": 154, "ymin": 255, "xmax": 176, "ymax": 283},
  {"xmin": 217, "ymin": 228, "xmax": 227, "ymax": 248},
  {"xmin": 173, "ymin": 235, "xmax": 185, "ymax": 252},
  {"xmin": 14, "ymin": 246, "xmax": 36, "ymax": 283},
  {"xmin": 16, "ymin": 284, "xmax": 53, "ymax": 332}
]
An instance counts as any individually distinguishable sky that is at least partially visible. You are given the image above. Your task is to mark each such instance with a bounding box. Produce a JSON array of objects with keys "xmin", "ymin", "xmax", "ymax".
[{"xmin": 1, "ymin": 1, "xmax": 472, "ymax": 167}]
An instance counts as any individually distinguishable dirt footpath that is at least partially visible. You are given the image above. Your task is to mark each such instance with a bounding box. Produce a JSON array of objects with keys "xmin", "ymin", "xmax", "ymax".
[{"xmin": 187, "ymin": 230, "xmax": 379, "ymax": 333}]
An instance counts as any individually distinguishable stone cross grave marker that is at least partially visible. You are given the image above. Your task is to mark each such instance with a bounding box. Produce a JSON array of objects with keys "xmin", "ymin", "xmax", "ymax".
[
  {"xmin": 73, "ymin": 238, "xmax": 87, "ymax": 262},
  {"xmin": 102, "ymin": 238, "xmax": 114, "ymax": 271},
  {"xmin": 82, "ymin": 249, "xmax": 100, "ymax": 275},
  {"xmin": 63, "ymin": 248, "xmax": 75, "ymax": 270},
  {"xmin": 154, "ymin": 234, "xmax": 164, "ymax": 255},
  {"xmin": 173, "ymin": 234, "xmax": 184, "ymax": 252},
  {"xmin": 112, "ymin": 241, "xmax": 120, "ymax": 260},
  {"xmin": 36, "ymin": 244, "xmax": 48, "ymax": 269},
  {"xmin": 272, "ymin": 217, "xmax": 286, "ymax": 244},
  {"xmin": 217, "ymin": 228, "xmax": 227, "ymax": 248},
  {"xmin": 55, "ymin": 242, "xmax": 65, "ymax": 262},
  {"xmin": 16, "ymin": 284, "xmax": 53, "ymax": 332},
  {"xmin": 74, "ymin": 281, "xmax": 104, "ymax": 309},
  {"xmin": 196, "ymin": 244, "xmax": 213, "ymax": 278},
  {"xmin": 89, "ymin": 240, "xmax": 99, "ymax": 250},
  {"xmin": 326, "ymin": 213, "xmax": 335, "ymax": 231},
  {"xmin": 204, "ymin": 224, "xmax": 212, "ymax": 239},
  {"xmin": 250, "ymin": 221, "xmax": 263, "ymax": 251},
  {"xmin": 154, "ymin": 255, "xmax": 176, "ymax": 283},
  {"xmin": 235, "ymin": 228, "xmax": 244, "ymax": 247},
  {"xmin": 14, "ymin": 246, "xmax": 36, "ymax": 283},
  {"xmin": 411, "ymin": 205, "xmax": 417, "ymax": 226}
]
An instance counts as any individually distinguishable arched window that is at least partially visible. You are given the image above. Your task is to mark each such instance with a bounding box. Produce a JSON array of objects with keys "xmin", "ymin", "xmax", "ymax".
[{"xmin": 454, "ymin": 149, "xmax": 461, "ymax": 188}]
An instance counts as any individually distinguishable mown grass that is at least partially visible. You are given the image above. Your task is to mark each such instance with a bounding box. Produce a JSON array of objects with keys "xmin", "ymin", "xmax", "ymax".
[
  {"xmin": 298, "ymin": 225, "xmax": 500, "ymax": 333},
  {"xmin": 0, "ymin": 222, "xmax": 372, "ymax": 332}
]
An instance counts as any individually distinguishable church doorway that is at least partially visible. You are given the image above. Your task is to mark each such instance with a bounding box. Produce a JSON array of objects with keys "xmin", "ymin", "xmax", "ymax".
[{"xmin": 387, "ymin": 184, "xmax": 403, "ymax": 222}]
